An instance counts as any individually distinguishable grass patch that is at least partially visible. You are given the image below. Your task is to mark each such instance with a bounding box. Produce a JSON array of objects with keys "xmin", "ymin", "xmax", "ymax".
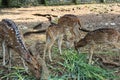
[
  {"xmin": 0, "ymin": 67, "xmax": 36, "ymax": 80},
  {"xmin": 0, "ymin": 48, "xmax": 119, "ymax": 80},
  {"xmin": 49, "ymin": 48, "xmax": 119, "ymax": 80}
]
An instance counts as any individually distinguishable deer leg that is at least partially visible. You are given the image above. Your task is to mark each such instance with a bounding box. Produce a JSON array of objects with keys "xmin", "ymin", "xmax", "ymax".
[
  {"xmin": 70, "ymin": 28, "xmax": 75, "ymax": 38},
  {"xmin": 43, "ymin": 35, "xmax": 52, "ymax": 60},
  {"xmin": 7, "ymin": 47, "xmax": 12, "ymax": 70},
  {"xmin": 64, "ymin": 36, "xmax": 74, "ymax": 49},
  {"xmin": 88, "ymin": 44, "xmax": 95, "ymax": 64},
  {"xmin": 70, "ymin": 27, "xmax": 78, "ymax": 42},
  {"xmin": 21, "ymin": 58, "xmax": 28, "ymax": 73},
  {"xmin": 111, "ymin": 43, "xmax": 120, "ymax": 62},
  {"xmin": 63, "ymin": 34, "xmax": 71, "ymax": 48},
  {"xmin": 63, "ymin": 28, "xmax": 69, "ymax": 41},
  {"xmin": 73, "ymin": 26, "xmax": 81, "ymax": 40},
  {"xmin": 48, "ymin": 40, "xmax": 55, "ymax": 62},
  {"xmin": 43, "ymin": 43, "xmax": 48, "ymax": 60},
  {"xmin": 2, "ymin": 40, "xmax": 6, "ymax": 66},
  {"xmin": 65, "ymin": 41, "xmax": 71, "ymax": 49},
  {"xmin": 58, "ymin": 35, "xmax": 63, "ymax": 55}
]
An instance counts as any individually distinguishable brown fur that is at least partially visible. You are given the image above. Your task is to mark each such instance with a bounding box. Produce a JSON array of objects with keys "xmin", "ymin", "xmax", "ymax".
[
  {"xmin": 58, "ymin": 14, "xmax": 82, "ymax": 41},
  {"xmin": 74, "ymin": 28, "xmax": 120, "ymax": 64},
  {"xmin": 0, "ymin": 19, "xmax": 41, "ymax": 79},
  {"xmin": 43, "ymin": 23, "xmax": 64, "ymax": 62}
]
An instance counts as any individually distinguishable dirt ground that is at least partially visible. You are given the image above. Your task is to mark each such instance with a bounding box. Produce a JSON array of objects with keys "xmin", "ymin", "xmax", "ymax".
[
  {"xmin": 0, "ymin": 3, "xmax": 120, "ymax": 78},
  {"xmin": 1, "ymin": 3, "xmax": 120, "ymax": 41}
]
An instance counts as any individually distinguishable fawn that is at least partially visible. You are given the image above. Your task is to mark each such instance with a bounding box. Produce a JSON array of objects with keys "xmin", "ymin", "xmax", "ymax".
[
  {"xmin": 58, "ymin": 14, "xmax": 83, "ymax": 41},
  {"xmin": 43, "ymin": 15, "xmax": 82, "ymax": 62},
  {"xmin": 43, "ymin": 21, "xmax": 65, "ymax": 62},
  {"xmin": 0, "ymin": 19, "xmax": 41, "ymax": 79},
  {"xmin": 74, "ymin": 28, "xmax": 120, "ymax": 64}
]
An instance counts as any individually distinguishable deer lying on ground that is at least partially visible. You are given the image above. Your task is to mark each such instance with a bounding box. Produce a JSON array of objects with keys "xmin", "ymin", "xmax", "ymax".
[
  {"xmin": 74, "ymin": 28, "xmax": 120, "ymax": 64},
  {"xmin": 58, "ymin": 14, "xmax": 89, "ymax": 41},
  {"xmin": 0, "ymin": 19, "xmax": 41, "ymax": 79}
]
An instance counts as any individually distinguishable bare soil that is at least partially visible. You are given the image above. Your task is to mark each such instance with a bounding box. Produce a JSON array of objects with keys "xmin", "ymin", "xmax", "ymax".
[{"xmin": 0, "ymin": 3, "xmax": 120, "ymax": 78}]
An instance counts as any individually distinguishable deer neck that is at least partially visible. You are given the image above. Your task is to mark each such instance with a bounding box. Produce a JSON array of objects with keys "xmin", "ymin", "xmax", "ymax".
[
  {"xmin": 77, "ymin": 39, "xmax": 88, "ymax": 48},
  {"xmin": 2, "ymin": 19, "xmax": 30, "ymax": 59},
  {"xmin": 1, "ymin": 19, "xmax": 41, "ymax": 79}
]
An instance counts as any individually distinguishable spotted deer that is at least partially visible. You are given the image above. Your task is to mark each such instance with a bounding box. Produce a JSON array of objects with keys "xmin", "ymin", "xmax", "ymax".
[
  {"xmin": 43, "ymin": 22, "xmax": 65, "ymax": 62},
  {"xmin": 74, "ymin": 28, "xmax": 120, "ymax": 64},
  {"xmin": 0, "ymin": 19, "xmax": 41, "ymax": 79},
  {"xmin": 58, "ymin": 14, "xmax": 88, "ymax": 41}
]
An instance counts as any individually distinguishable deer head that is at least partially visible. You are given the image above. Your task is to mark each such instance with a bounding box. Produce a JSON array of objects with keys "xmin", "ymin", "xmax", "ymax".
[
  {"xmin": 24, "ymin": 51, "xmax": 41, "ymax": 79},
  {"xmin": 74, "ymin": 39, "xmax": 87, "ymax": 54}
]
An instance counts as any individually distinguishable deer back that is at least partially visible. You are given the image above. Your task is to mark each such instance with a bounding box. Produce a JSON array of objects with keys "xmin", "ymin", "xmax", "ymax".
[
  {"xmin": 1, "ymin": 19, "xmax": 27, "ymax": 53},
  {"xmin": 75, "ymin": 28, "xmax": 120, "ymax": 49},
  {"xmin": 46, "ymin": 24, "xmax": 64, "ymax": 40},
  {"xmin": 58, "ymin": 14, "xmax": 81, "ymax": 28},
  {"xmin": 86, "ymin": 28, "xmax": 120, "ymax": 43},
  {"xmin": 1, "ymin": 19, "xmax": 41, "ymax": 79}
]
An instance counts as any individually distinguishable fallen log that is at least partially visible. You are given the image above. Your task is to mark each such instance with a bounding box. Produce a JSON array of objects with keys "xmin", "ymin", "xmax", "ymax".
[
  {"xmin": 33, "ymin": 13, "xmax": 58, "ymax": 17},
  {"xmin": 23, "ymin": 29, "xmax": 46, "ymax": 37}
]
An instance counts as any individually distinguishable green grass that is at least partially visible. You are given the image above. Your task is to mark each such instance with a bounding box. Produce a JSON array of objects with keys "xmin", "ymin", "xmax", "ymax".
[
  {"xmin": 0, "ymin": 48, "xmax": 119, "ymax": 80},
  {"xmin": 49, "ymin": 48, "xmax": 119, "ymax": 80},
  {"xmin": 0, "ymin": 67, "xmax": 36, "ymax": 80}
]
